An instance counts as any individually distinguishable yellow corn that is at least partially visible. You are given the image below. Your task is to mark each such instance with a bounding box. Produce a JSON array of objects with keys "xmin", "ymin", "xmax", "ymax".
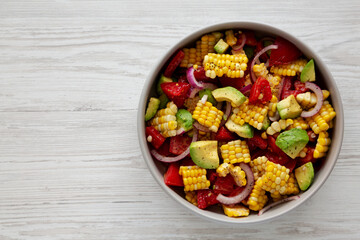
[
  {"xmin": 216, "ymin": 162, "xmax": 231, "ymax": 177},
  {"xmin": 314, "ymin": 131, "xmax": 331, "ymax": 158},
  {"xmin": 319, "ymin": 101, "xmax": 336, "ymax": 123},
  {"xmin": 247, "ymin": 178, "xmax": 269, "ymax": 211},
  {"xmin": 192, "ymin": 100, "xmax": 224, "ymax": 132},
  {"xmin": 253, "ymin": 63, "xmax": 268, "ymax": 78},
  {"xmin": 268, "ymin": 95, "xmax": 278, "ymax": 118},
  {"xmin": 229, "ymin": 165, "xmax": 247, "ymax": 186},
  {"xmin": 197, "ymin": 132, "xmax": 213, "ymax": 140},
  {"xmin": 225, "ymin": 30, "xmax": 237, "ymax": 47},
  {"xmin": 268, "ymin": 74, "xmax": 282, "ymax": 87},
  {"xmin": 296, "ymin": 90, "xmax": 330, "ymax": 110},
  {"xmin": 306, "ymin": 114, "xmax": 329, "ymax": 134},
  {"xmin": 211, "ymin": 32, "xmax": 224, "ymax": 43},
  {"xmin": 270, "ymin": 59, "xmax": 308, "ymax": 76},
  {"xmin": 258, "ymin": 161, "xmax": 290, "ymax": 195},
  {"xmin": 287, "ymin": 117, "xmax": 309, "ymax": 130},
  {"xmin": 322, "ymin": 90, "xmax": 330, "ymax": 100},
  {"xmin": 250, "ymin": 156, "xmax": 268, "ymax": 181},
  {"xmin": 297, "ymin": 147, "xmax": 308, "ymax": 158},
  {"xmin": 266, "ymin": 119, "xmax": 294, "ymax": 135},
  {"xmin": 284, "ymin": 173, "xmax": 300, "ymax": 195},
  {"xmin": 222, "ymin": 204, "xmax": 250, "ymax": 217},
  {"xmin": 329, "ymin": 119, "xmax": 334, "ymax": 129},
  {"xmin": 185, "ymin": 191, "xmax": 198, "ymax": 206},
  {"xmin": 220, "ymin": 140, "xmax": 251, "ymax": 164},
  {"xmin": 150, "ymin": 101, "xmax": 178, "ymax": 137},
  {"xmin": 261, "ymin": 131, "xmax": 268, "ymax": 139},
  {"xmin": 231, "ymin": 98, "xmax": 269, "ymax": 130},
  {"xmin": 200, "ymin": 34, "xmax": 216, "ymax": 59},
  {"xmin": 203, "ymin": 53, "xmax": 248, "ymax": 79},
  {"xmin": 179, "ymin": 166, "xmax": 210, "ymax": 192},
  {"xmin": 180, "ymin": 47, "xmax": 202, "ymax": 68}
]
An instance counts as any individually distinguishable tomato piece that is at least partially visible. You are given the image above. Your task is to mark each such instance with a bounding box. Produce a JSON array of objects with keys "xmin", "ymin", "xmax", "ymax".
[
  {"xmin": 207, "ymin": 170, "xmax": 218, "ymax": 185},
  {"xmin": 197, "ymin": 189, "xmax": 219, "ymax": 209},
  {"xmin": 250, "ymin": 149, "xmax": 267, "ymax": 160},
  {"xmin": 215, "ymin": 126, "xmax": 239, "ymax": 142},
  {"xmin": 265, "ymin": 151, "xmax": 290, "ymax": 166},
  {"xmin": 244, "ymin": 31, "xmax": 257, "ymax": 46},
  {"xmin": 256, "ymin": 41, "xmax": 270, "ymax": 62},
  {"xmin": 284, "ymin": 159, "xmax": 296, "ymax": 172},
  {"xmin": 213, "ymin": 174, "xmax": 236, "ymax": 195},
  {"xmin": 161, "ymin": 82, "xmax": 191, "ymax": 108},
  {"xmin": 145, "ymin": 126, "xmax": 166, "ymax": 149},
  {"xmin": 269, "ymin": 37, "xmax": 302, "ymax": 66},
  {"xmin": 193, "ymin": 66, "xmax": 217, "ymax": 83},
  {"xmin": 164, "ymin": 163, "xmax": 184, "ymax": 187},
  {"xmin": 296, "ymin": 147, "xmax": 316, "ymax": 166},
  {"xmin": 180, "ymin": 157, "xmax": 195, "ymax": 166},
  {"xmin": 307, "ymin": 130, "xmax": 317, "ymax": 142},
  {"xmin": 169, "ymin": 135, "xmax": 192, "ymax": 155},
  {"xmin": 281, "ymin": 78, "xmax": 308, "ymax": 99},
  {"xmin": 267, "ymin": 135, "xmax": 291, "ymax": 165},
  {"xmin": 177, "ymin": 74, "xmax": 188, "ymax": 83},
  {"xmin": 229, "ymin": 186, "xmax": 245, "ymax": 197},
  {"xmin": 249, "ymin": 77, "xmax": 272, "ymax": 104},
  {"xmin": 219, "ymin": 76, "xmax": 245, "ymax": 91},
  {"xmin": 247, "ymin": 131, "xmax": 268, "ymax": 150},
  {"xmin": 164, "ymin": 50, "xmax": 185, "ymax": 78},
  {"xmin": 156, "ymin": 138, "xmax": 171, "ymax": 156}
]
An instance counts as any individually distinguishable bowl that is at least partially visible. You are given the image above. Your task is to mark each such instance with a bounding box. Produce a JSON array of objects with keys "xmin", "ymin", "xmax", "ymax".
[{"xmin": 137, "ymin": 22, "xmax": 344, "ymax": 224}]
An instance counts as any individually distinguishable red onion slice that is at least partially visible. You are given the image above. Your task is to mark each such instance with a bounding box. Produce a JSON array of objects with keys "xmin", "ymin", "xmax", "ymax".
[
  {"xmin": 269, "ymin": 111, "xmax": 280, "ymax": 122},
  {"xmin": 251, "ymin": 45, "xmax": 278, "ymax": 83},
  {"xmin": 216, "ymin": 163, "xmax": 254, "ymax": 205},
  {"xmin": 240, "ymin": 84, "xmax": 252, "ymax": 95},
  {"xmin": 187, "ymin": 66, "xmax": 207, "ymax": 89},
  {"xmin": 189, "ymin": 83, "xmax": 218, "ymax": 98},
  {"xmin": 150, "ymin": 130, "xmax": 198, "ymax": 163},
  {"xmin": 193, "ymin": 122, "xmax": 211, "ymax": 132},
  {"xmin": 275, "ymin": 77, "xmax": 285, "ymax": 100},
  {"xmin": 176, "ymin": 127, "xmax": 185, "ymax": 135},
  {"xmin": 300, "ymin": 82, "xmax": 323, "ymax": 118},
  {"xmin": 232, "ymin": 34, "xmax": 246, "ymax": 51},
  {"xmin": 189, "ymin": 88, "xmax": 201, "ymax": 98},
  {"xmin": 258, "ymin": 195, "xmax": 300, "ymax": 216}
]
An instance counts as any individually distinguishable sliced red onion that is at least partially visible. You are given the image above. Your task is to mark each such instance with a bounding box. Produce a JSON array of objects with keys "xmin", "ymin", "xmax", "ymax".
[
  {"xmin": 189, "ymin": 88, "xmax": 201, "ymax": 98},
  {"xmin": 269, "ymin": 111, "xmax": 280, "ymax": 122},
  {"xmin": 231, "ymin": 49, "xmax": 243, "ymax": 55},
  {"xmin": 264, "ymin": 59, "xmax": 270, "ymax": 67},
  {"xmin": 216, "ymin": 101, "xmax": 223, "ymax": 110},
  {"xmin": 189, "ymin": 83, "xmax": 218, "ymax": 98},
  {"xmin": 240, "ymin": 84, "xmax": 252, "ymax": 95},
  {"xmin": 251, "ymin": 45, "xmax": 278, "ymax": 83},
  {"xmin": 223, "ymin": 101, "xmax": 232, "ymax": 121},
  {"xmin": 193, "ymin": 122, "xmax": 211, "ymax": 132},
  {"xmin": 150, "ymin": 130, "xmax": 198, "ymax": 163},
  {"xmin": 300, "ymin": 82, "xmax": 323, "ymax": 118},
  {"xmin": 176, "ymin": 127, "xmax": 185, "ymax": 135},
  {"xmin": 203, "ymin": 83, "xmax": 218, "ymax": 90},
  {"xmin": 200, "ymin": 95, "xmax": 208, "ymax": 104},
  {"xmin": 187, "ymin": 66, "xmax": 204, "ymax": 89},
  {"xmin": 258, "ymin": 195, "xmax": 300, "ymax": 216},
  {"xmin": 216, "ymin": 163, "xmax": 254, "ymax": 205},
  {"xmin": 275, "ymin": 77, "xmax": 285, "ymax": 100},
  {"xmin": 232, "ymin": 34, "xmax": 246, "ymax": 51}
]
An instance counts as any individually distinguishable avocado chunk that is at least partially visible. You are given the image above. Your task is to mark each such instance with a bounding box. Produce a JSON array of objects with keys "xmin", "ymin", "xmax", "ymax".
[
  {"xmin": 157, "ymin": 75, "xmax": 173, "ymax": 95},
  {"xmin": 243, "ymin": 46, "xmax": 254, "ymax": 59},
  {"xmin": 214, "ymin": 39, "xmax": 229, "ymax": 54},
  {"xmin": 145, "ymin": 97, "xmax": 160, "ymax": 121},
  {"xmin": 190, "ymin": 141, "xmax": 219, "ymax": 169},
  {"xmin": 262, "ymin": 116, "xmax": 270, "ymax": 130},
  {"xmin": 300, "ymin": 59, "xmax": 315, "ymax": 83},
  {"xmin": 176, "ymin": 109, "xmax": 194, "ymax": 132},
  {"xmin": 275, "ymin": 128, "xmax": 309, "ymax": 159},
  {"xmin": 199, "ymin": 89, "xmax": 217, "ymax": 106},
  {"xmin": 212, "ymin": 86, "xmax": 246, "ymax": 107},
  {"xmin": 277, "ymin": 95, "xmax": 302, "ymax": 119},
  {"xmin": 158, "ymin": 93, "xmax": 170, "ymax": 109},
  {"xmin": 295, "ymin": 162, "xmax": 314, "ymax": 191},
  {"xmin": 225, "ymin": 119, "xmax": 254, "ymax": 138}
]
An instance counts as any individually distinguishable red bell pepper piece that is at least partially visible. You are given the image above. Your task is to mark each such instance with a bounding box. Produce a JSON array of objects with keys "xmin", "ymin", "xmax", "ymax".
[
  {"xmin": 161, "ymin": 82, "xmax": 191, "ymax": 108},
  {"xmin": 243, "ymin": 31, "xmax": 257, "ymax": 46},
  {"xmin": 246, "ymin": 131, "xmax": 268, "ymax": 150},
  {"xmin": 296, "ymin": 147, "xmax": 316, "ymax": 167},
  {"xmin": 215, "ymin": 126, "xmax": 238, "ymax": 142},
  {"xmin": 267, "ymin": 136, "xmax": 291, "ymax": 165},
  {"xmin": 197, "ymin": 189, "xmax": 219, "ymax": 209},
  {"xmin": 249, "ymin": 77, "xmax": 272, "ymax": 104},
  {"xmin": 156, "ymin": 138, "xmax": 171, "ymax": 156},
  {"xmin": 281, "ymin": 78, "xmax": 308, "ymax": 100},
  {"xmin": 219, "ymin": 76, "xmax": 245, "ymax": 91},
  {"xmin": 164, "ymin": 163, "xmax": 184, "ymax": 187},
  {"xmin": 145, "ymin": 126, "xmax": 166, "ymax": 149},
  {"xmin": 284, "ymin": 159, "xmax": 297, "ymax": 172},
  {"xmin": 169, "ymin": 135, "xmax": 192, "ymax": 155},
  {"xmin": 213, "ymin": 174, "xmax": 236, "ymax": 195},
  {"xmin": 229, "ymin": 186, "xmax": 245, "ymax": 197},
  {"xmin": 164, "ymin": 50, "xmax": 185, "ymax": 78},
  {"xmin": 207, "ymin": 170, "xmax": 218, "ymax": 185},
  {"xmin": 269, "ymin": 37, "xmax": 302, "ymax": 66}
]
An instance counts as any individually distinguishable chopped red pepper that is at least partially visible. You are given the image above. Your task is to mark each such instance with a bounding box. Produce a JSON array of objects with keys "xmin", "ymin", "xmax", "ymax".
[
  {"xmin": 249, "ymin": 77, "xmax": 272, "ymax": 104},
  {"xmin": 246, "ymin": 131, "xmax": 268, "ymax": 150},
  {"xmin": 267, "ymin": 135, "xmax": 291, "ymax": 165},
  {"xmin": 164, "ymin": 50, "xmax": 185, "ymax": 78},
  {"xmin": 197, "ymin": 189, "xmax": 219, "ymax": 209},
  {"xmin": 213, "ymin": 174, "xmax": 236, "ymax": 195},
  {"xmin": 215, "ymin": 126, "xmax": 239, "ymax": 142},
  {"xmin": 164, "ymin": 163, "xmax": 184, "ymax": 187},
  {"xmin": 156, "ymin": 138, "xmax": 171, "ymax": 156},
  {"xmin": 243, "ymin": 31, "xmax": 257, "ymax": 46},
  {"xmin": 161, "ymin": 82, "xmax": 191, "ymax": 108},
  {"xmin": 169, "ymin": 135, "xmax": 192, "ymax": 155},
  {"xmin": 296, "ymin": 147, "xmax": 316, "ymax": 166},
  {"xmin": 281, "ymin": 78, "xmax": 308, "ymax": 100},
  {"xmin": 269, "ymin": 37, "xmax": 302, "ymax": 66},
  {"xmin": 207, "ymin": 170, "xmax": 218, "ymax": 185},
  {"xmin": 145, "ymin": 126, "xmax": 166, "ymax": 149},
  {"xmin": 219, "ymin": 76, "xmax": 245, "ymax": 91},
  {"xmin": 284, "ymin": 159, "xmax": 297, "ymax": 172},
  {"xmin": 229, "ymin": 186, "xmax": 245, "ymax": 197}
]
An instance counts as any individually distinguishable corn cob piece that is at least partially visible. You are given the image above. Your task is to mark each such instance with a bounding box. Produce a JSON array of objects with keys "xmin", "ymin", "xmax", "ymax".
[
  {"xmin": 261, "ymin": 132, "xmax": 268, "ymax": 139},
  {"xmin": 268, "ymin": 95, "xmax": 278, "ymax": 118},
  {"xmin": 270, "ymin": 59, "xmax": 308, "ymax": 76},
  {"xmin": 150, "ymin": 101, "xmax": 178, "ymax": 137},
  {"xmin": 180, "ymin": 47, "xmax": 202, "ymax": 68},
  {"xmin": 319, "ymin": 101, "xmax": 336, "ymax": 123},
  {"xmin": 229, "ymin": 165, "xmax": 247, "ymax": 187},
  {"xmin": 253, "ymin": 63, "xmax": 269, "ymax": 78},
  {"xmin": 220, "ymin": 140, "xmax": 251, "ymax": 164},
  {"xmin": 329, "ymin": 119, "xmax": 334, "ymax": 129},
  {"xmin": 203, "ymin": 53, "xmax": 248, "ymax": 79},
  {"xmin": 216, "ymin": 162, "xmax": 231, "ymax": 177},
  {"xmin": 225, "ymin": 30, "xmax": 237, "ymax": 46},
  {"xmin": 258, "ymin": 161, "xmax": 290, "ymax": 195},
  {"xmin": 231, "ymin": 98, "xmax": 269, "ymax": 130},
  {"xmin": 250, "ymin": 156, "xmax": 268, "ymax": 181},
  {"xmin": 192, "ymin": 100, "xmax": 224, "ymax": 132},
  {"xmin": 314, "ymin": 131, "xmax": 331, "ymax": 158},
  {"xmin": 284, "ymin": 173, "xmax": 300, "ymax": 195},
  {"xmin": 266, "ymin": 119, "xmax": 294, "ymax": 135},
  {"xmin": 185, "ymin": 191, "xmax": 197, "ymax": 206},
  {"xmin": 296, "ymin": 90, "xmax": 331, "ymax": 110},
  {"xmin": 297, "ymin": 147, "xmax": 308, "ymax": 158},
  {"xmin": 306, "ymin": 114, "xmax": 329, "ymax": 134},
  {"xmin": 247, "ymin": 178, "xmax": 269, "ymax": 211},
  {"xmin": 200, "ymin": 34, "xmax": 216, "ymax": 59},
  {"xmin": 287, "ymin": 117, "xmax": 309, "ymax": 130},
  {"xmin": 179, "ymin": 166, "xmax": 210, "ymax": 191},
  {"xmin": 222, "ymin": 204, "xmax": 250, "ymax": 217}
]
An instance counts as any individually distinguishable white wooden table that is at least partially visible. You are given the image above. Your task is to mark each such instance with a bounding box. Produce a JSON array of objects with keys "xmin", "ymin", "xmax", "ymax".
[{"xmin": 1, "ymin": 1, "xmax": 359, "ymax": 239}]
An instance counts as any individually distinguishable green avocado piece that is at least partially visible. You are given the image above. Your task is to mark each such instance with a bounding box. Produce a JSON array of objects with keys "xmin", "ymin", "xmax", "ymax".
[
  {"xmin": 212, "ymin": 86, "xmax": 246, "ymax": 107},
  {"xmin": 295, "ymin": 162, "xmax": 314, "ymax": 191},
  {"xmin": 214, "ymin": 39, "xmax": 229, "ymax": 54},
  {"xmin": 277, "ymin": 95, "xmax": 302, "ymax": 119},
  {"xmin": 243, "ymin": 46, "xmax": 254, "ymax": 59},
  {"xmin": 199, "ymin": 89, "xmax": 217, "ymax": 106},
  {"xmin": 262, "ymin": 116, "xmax": 270, "ymax": 130},
  {"xmin": 145, "ymin": 97, "xmax": 160, "ymax": 121},
  {"xmin": 176, "ymin": 109, "xmax": 194, "ymax": 132},
  {"xmin": 158, "ymin": 93, "xmax": 170, "ymax": 109},
  {"xmin": 275, "ymin": 128, "xmax": 309, "ymax": 159},
  {"xmin": 157, "ymin": 75, "xmax": 173, "ymax": 95},
  {"xmin": 300, "ymin": 59, "xmax": 316, "ymax": 83},
  {"xmin": 190, "ymin": 141, "xmax": 219, "ymax": 169},
  {"xmin": 225, "ymin": 119, "xmax": 254, "ymax": 138}
]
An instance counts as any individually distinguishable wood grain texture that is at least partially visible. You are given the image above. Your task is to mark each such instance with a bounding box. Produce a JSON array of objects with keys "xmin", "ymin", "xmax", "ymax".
[{"xmin": 0, "ymin": 0, "xmax": 359, "ymax": 239}]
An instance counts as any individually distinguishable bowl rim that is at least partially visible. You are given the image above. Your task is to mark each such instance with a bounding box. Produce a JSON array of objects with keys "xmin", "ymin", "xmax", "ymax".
[{"xmin": 137, "ymin": 21, "xmax": 344, "ymax": 224}]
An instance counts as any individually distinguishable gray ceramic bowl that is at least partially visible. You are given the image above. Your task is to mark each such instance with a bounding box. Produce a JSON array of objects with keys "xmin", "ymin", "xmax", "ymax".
[{"xmin": 137, "ymin": 22, "xmax": 344, "ymax": 224}]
